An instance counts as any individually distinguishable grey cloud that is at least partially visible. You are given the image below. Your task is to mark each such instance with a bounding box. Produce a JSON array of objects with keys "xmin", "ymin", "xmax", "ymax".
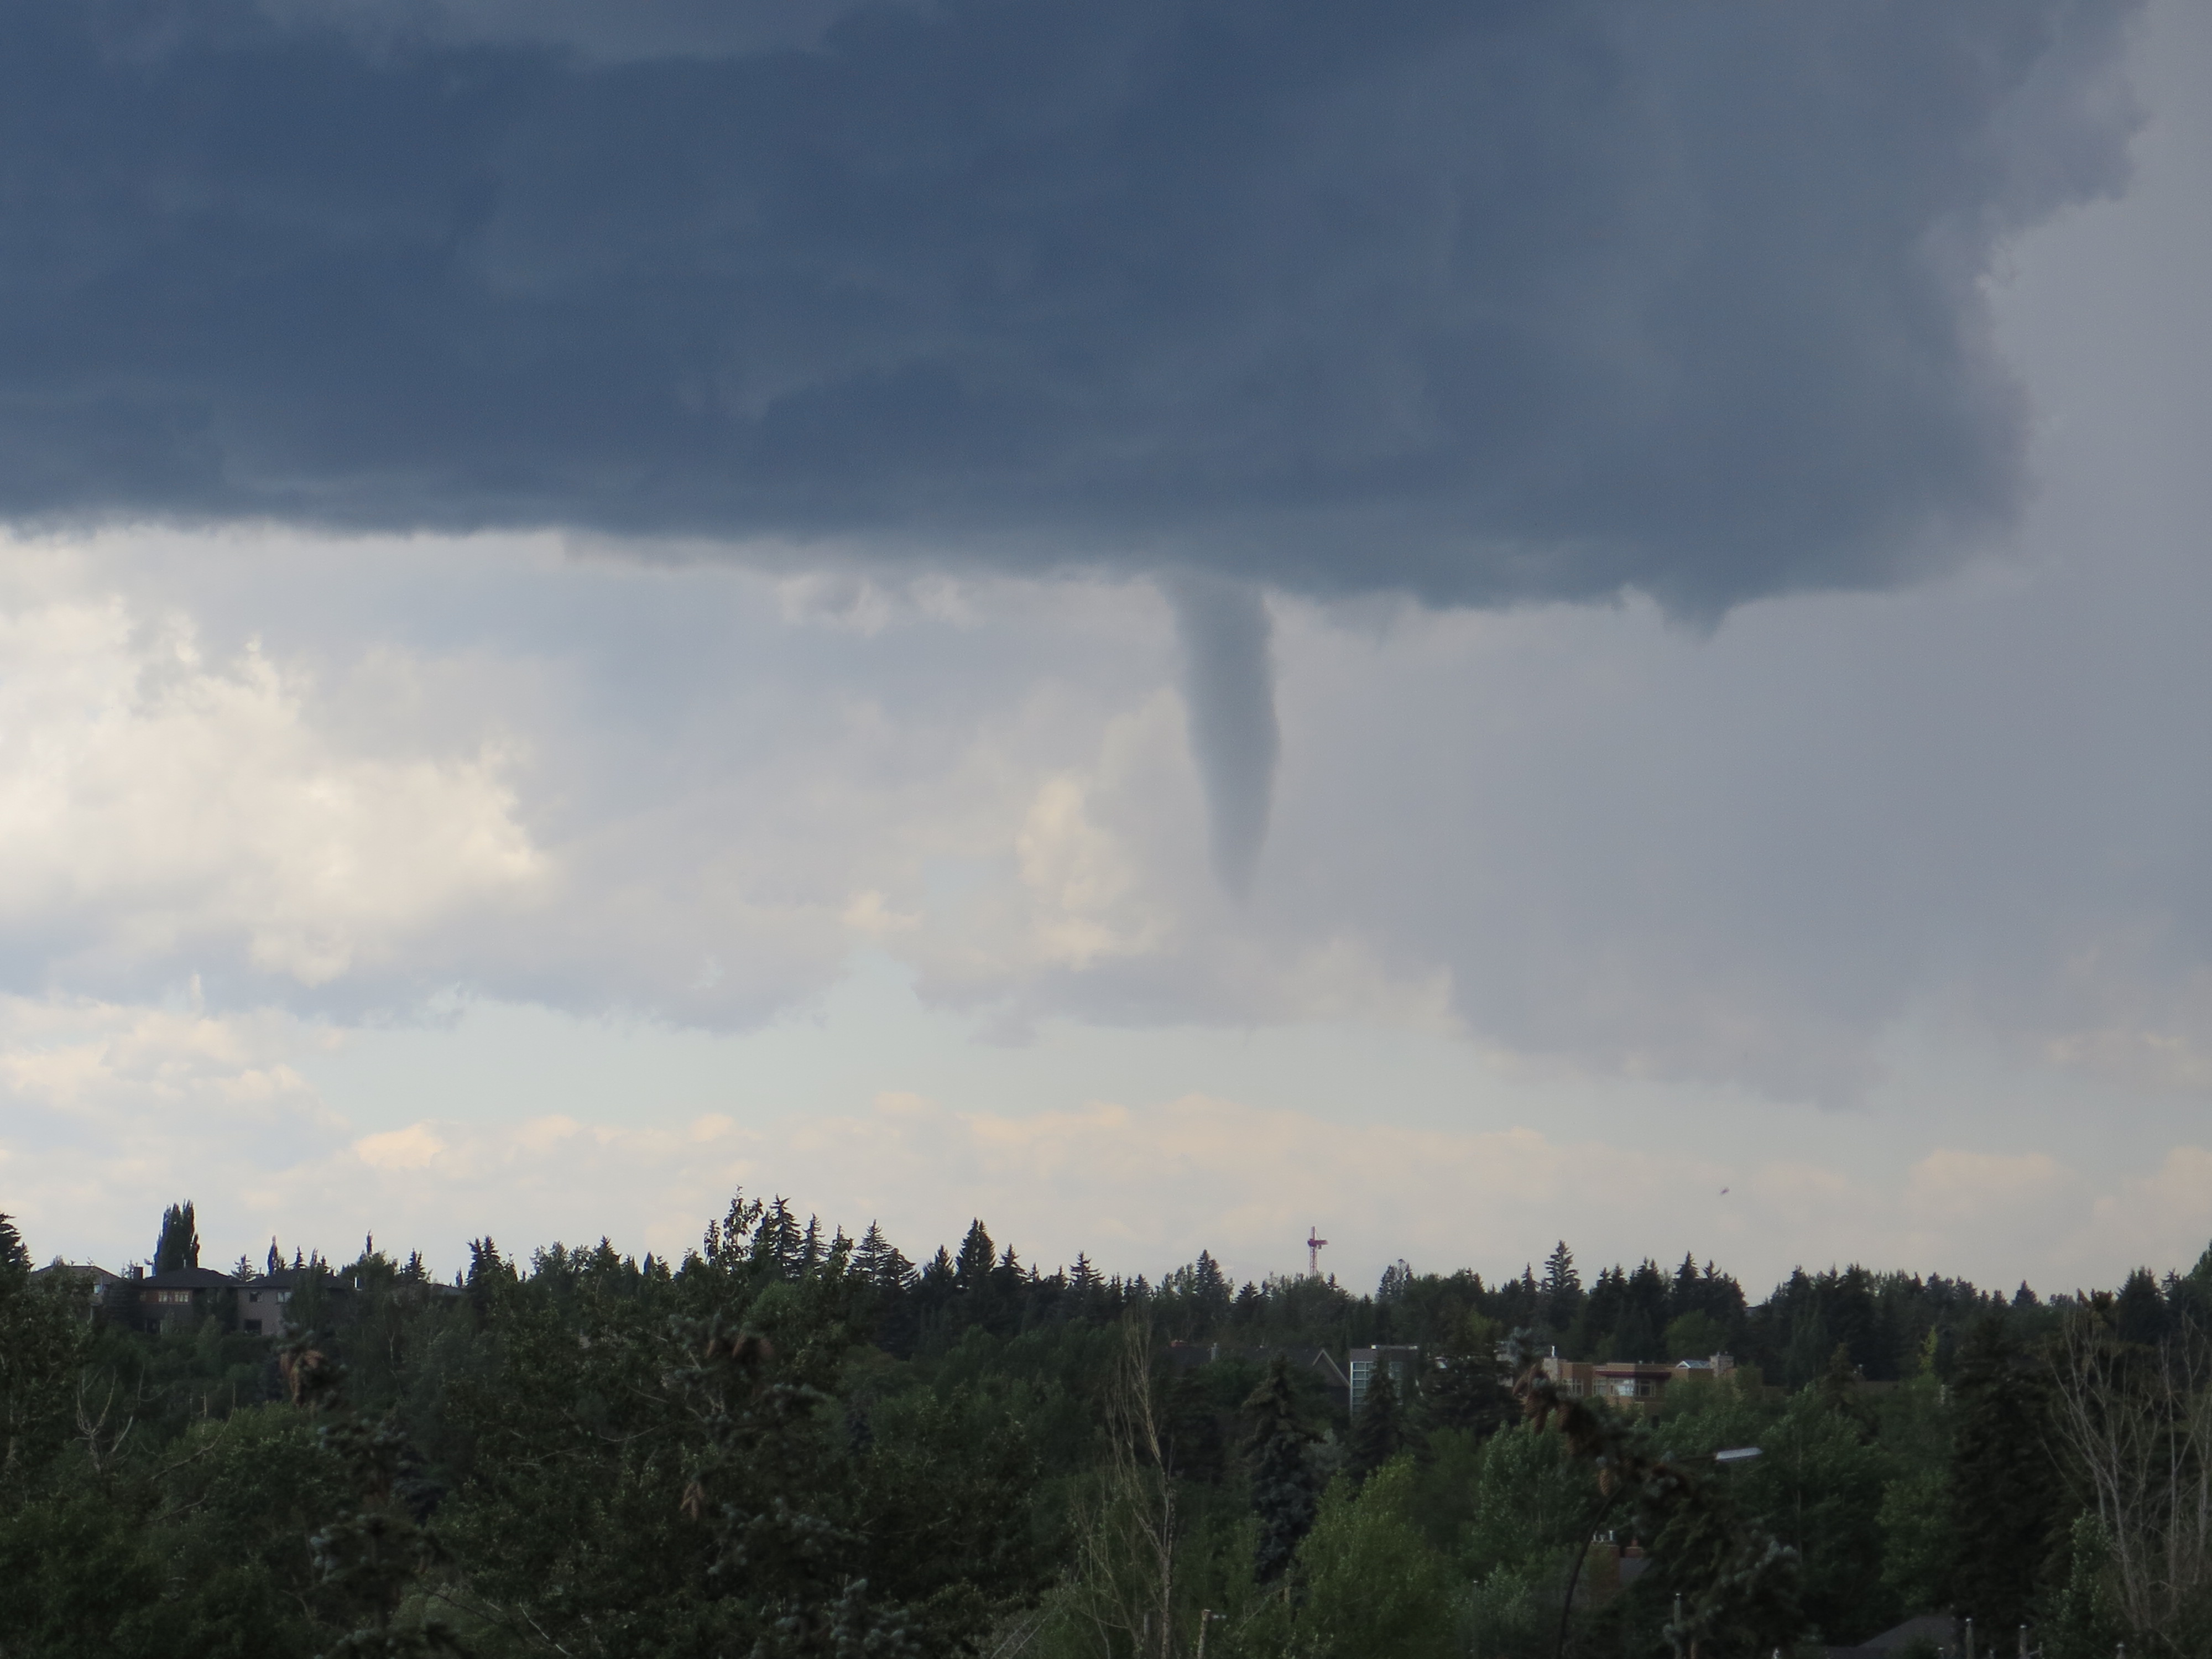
[{"xmin": 0, "ymin": 0, "xmax": 2141, "ymax": 613}]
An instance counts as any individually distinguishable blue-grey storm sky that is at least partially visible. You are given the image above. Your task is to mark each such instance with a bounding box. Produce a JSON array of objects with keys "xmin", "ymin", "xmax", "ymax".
[
  {"xmin": 0, "ymin": 0, "xmax": 2138, "ymax": 607},
  {"xmin": 4, "ymin": 0, "xmax": 2211, "ymax": 1296}
]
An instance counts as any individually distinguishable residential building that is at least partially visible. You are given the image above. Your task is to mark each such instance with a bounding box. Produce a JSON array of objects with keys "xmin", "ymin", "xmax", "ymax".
[
  {"xmin": 1348, "ymin": 1345, "xmax": 1420, "ymax": 1416},
  {"xmin": 235, "ymin": 1272, "xmax": 299, "ymax": 1337},
  {"xmin": 117, "ymin": 1265, "xmax": 240, "ymax": 1333},
  {"xmin": 28, "ymin": 1259, "xmax": 124, "ymax": 1310}
]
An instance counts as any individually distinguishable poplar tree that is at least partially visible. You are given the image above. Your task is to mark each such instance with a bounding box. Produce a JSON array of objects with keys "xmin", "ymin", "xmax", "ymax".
[{"xmin": 154, "ymin": 1201, "xmax": 200, "ymax": 1273}]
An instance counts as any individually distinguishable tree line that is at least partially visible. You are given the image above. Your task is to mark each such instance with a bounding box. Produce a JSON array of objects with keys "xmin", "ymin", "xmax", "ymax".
[{"xmin": 2, "ymin": 1198, "xmax": 2208, "ymax": 1656}]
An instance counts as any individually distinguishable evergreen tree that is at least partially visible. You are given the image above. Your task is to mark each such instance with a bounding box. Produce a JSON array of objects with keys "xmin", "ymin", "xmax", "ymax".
[
  {"xmin": 749, "ymin": 1197, "xmax": 804, "ymax": 1279},
  {"xmin": 1947, "ymin": 1317, "xmax": 2062, "ymax": 1636},
  {"xmin": 1243, "ymin": 1355, "xmax": 1321, "ymax": 1583},
  {"xmin": 0, "ymin": 1212, "xmax": 27, "ymax": 1276},
  {"xmin": 1162, "ymin": 1366, "xmax": 1226, "ymax": 1485},
  {"xmin": 1348, "ymin": 1365, "xmax": 1404, "ymax": 1477},
  {"xmin": 1541, "ymin": 1240, "xmax": 1582, "ymax": 1329},
  {"xmin": 267, "ymin": 1238, "xmax": 283, "ymax": 1275},
  {"xmin": 154, "ymin": 1201, "xmax": 200, "ymax": 1273},
  {"xmin": 1424, "ymin": 1316, "xmax": 1508, "ymax": 1436},
  {"xmin": 2113, "ymin": 1267, "xmax": 2168, "ymax": 1347},
  {"xmin": 953, "ymin": 1220, "xmax": 995, "ymax": 1290},
  {"xmin": 798, "ymin": 1214, "xmax": 823, "ymax": 1276}
]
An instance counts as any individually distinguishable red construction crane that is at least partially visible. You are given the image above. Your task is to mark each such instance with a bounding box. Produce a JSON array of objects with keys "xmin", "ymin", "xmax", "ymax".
[{"xmin": 1306, "ymin": 1228, "xmax": 1328, "ymax": 1277}]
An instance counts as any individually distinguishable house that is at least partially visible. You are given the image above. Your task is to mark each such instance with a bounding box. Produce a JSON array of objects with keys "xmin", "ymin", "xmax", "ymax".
[
  {"xmin": 1348, "ymin": 1345, "xmax": 1420, "ymax": 1415},
  {"xmin": 119, "ymin": 1265, "xmax": 241, "ymax": 1333},
  {"xmin": 29, "ymin": 1259, "xmax": 124, "ymax": 1310},
  {"xmin": 1541, "ymin": 1350, "xmax": 1739, "ymax": 1412},
  {"xmin": 232, "ymin": 1264, "xmax": 374, "ymax": 1337},
  {"xmin": 234, "ymin": 1272, "xmax": 299, "ymax": 1337}
]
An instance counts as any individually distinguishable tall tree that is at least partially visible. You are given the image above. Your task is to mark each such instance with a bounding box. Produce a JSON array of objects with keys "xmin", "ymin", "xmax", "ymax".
[
  {"xmin": 1243, "ymin": 1355, "xmax": 1321, "ymax": 1583},
  {"xmin": 1423, "ymin": 1316, "xmax": 1509, "ymax": 1437},
  {"xmin": 1348, "ymin": 1365, "xmax": 1405, "ymax": 1477},
  {"xmin": 2114, "ymin": 1267, "xmax": 2169, "ymax": 1348},
  {"xmin": 1947, "ymin": 1317, "xmax": 2063, "ymax": 1637},
  {"xmin": 953, "ymin": 1220, "xmax": 995, "ymax": 1290},
  {"xmin": 0, "ymin": 1212, "xmax": 27, "ymax": 1275},
  {"xmin": 1541, "ymin": 1240, "xmax": 1582, "ymax": 1330},
  {"xmin": 154, "ymin": 1201, "xmax": 200, "ymax": 1273}
]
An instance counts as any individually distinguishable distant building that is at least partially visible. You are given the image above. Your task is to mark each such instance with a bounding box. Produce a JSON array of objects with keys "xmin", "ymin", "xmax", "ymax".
[
  {"xmin": 1592, "ymin": 1360, "xmax": 1677, "ymax": 1406},
  {"xmin": 1540, "ymin": 1352, "xmax": 1594, "ymax": 1396},
  {"xmin": 234, "ymin": 1271, "xmax": 301, "ymax": 1337},
  {"xmin": 29, "ymin": 1259, "xmax": 124, "ymax": 1310},
  {"xmin": 118, "ymin": 1265, "xmax": 240, "ymax": 1333},
  {"xmin": 1541, "ymin": 1350, "xmax": 1738, "ymax": 1412},
  {"xmin": 1348, "ymin": 1345, "xmax": 1420, "ymax": 1416},
  {"xmin": 1672, "ymin": 1354, "xmax": 1738, "ymax": 1382}
]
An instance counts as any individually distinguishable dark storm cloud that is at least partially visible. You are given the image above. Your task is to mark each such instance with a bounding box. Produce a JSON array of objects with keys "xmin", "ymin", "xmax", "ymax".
[{"xmin": 0, "ymin": 0, "xmax": 2137, "ymax": 609}]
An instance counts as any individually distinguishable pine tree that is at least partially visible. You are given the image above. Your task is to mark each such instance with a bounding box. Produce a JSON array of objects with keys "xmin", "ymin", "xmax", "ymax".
[
  {"xmin": 1541, "ymin": 1239, "xmax": 1582, "ymax": 1329},
  {"xmin": 154, "ymin": 1201, "xmax": 200, "ymax": 1273},
  {"xmin": 1349, "ymin": 1364, "xmax": 1404, "ymax": 1476},
  {"xmin": 1947, "ymin": 1317, "xmax": 2062, "ymax": 1636},
  {"xmin": 267, "ymin": 1238, "xmax": 282, "ymax": 1275},
  {"xmin": 1242, "ymin": 1354, "xmax": 1320, "ymax": 1583},
  {"xmin": 0, "ymin": 1211, "xmax": 27, "ymax": 1276}
]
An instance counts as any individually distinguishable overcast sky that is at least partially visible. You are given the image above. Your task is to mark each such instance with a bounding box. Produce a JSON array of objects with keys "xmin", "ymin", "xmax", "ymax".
[{"xmin": 3, "ymin": 0, "xmax": 2209, "ymax": 1299}]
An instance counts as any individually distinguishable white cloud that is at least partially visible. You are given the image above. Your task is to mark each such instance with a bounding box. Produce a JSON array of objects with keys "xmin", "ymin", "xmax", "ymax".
[{"xmin": 0, "ymin": 564, "xmax": 542, "ymax": 990}]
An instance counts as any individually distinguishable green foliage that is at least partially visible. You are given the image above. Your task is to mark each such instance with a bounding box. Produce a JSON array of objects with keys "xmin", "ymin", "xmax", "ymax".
[
  {"xmin": 0, "ymin": 1266, "xmax": 85, "ymax": 1494},
  {"xmin": 1283, "ymin": 1460, "xmax": 1459, "ymax": 1659},
  {"xmin": 10, "ymin": 1201, "xmax": 2212, "ymax": 1659},
  {"xmin": 1663, "ymin": 1310, "xmax": 1726, "ymax": 1361},
  {"xmin": 1877, "ymin": 1467, "xmax": 1950, "ymax": 1614}
]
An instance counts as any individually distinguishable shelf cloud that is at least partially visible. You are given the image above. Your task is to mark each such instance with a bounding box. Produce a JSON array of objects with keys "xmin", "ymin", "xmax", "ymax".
[{"xmin": 0, "ymin": 0, "xmax": 2139, "ymax": 612}]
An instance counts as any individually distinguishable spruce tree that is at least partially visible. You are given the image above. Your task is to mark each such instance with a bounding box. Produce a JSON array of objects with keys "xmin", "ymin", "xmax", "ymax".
[
  {"xmin": 1947, "ymin": 1317, "xmax": 2061, "ymax": 1636},
  {"xmin": 1243, "ymin": 1354, "xmax": 1320, "ymax": 1583},
  {"xmin": 1541, "ymin": 1239, "xmax": 1582, "ymax": 1331},
  {"xmin": 0, "ymin": 1211, "xmax": 27, "ymax": 1276},
  {"xmin": 2113, "ymin": 1267, "xmax": 2168, "ymax": 1347},
  {"xmin": 1426, "ymin": 1316, "xmax": 1509, "ymax": 1436},
  {"xmin": 953, "ymin": 1219, "xmax": 995, "ymax": 1290},
  {"xmin": 1348, "ymin": 1364, "xmax": 1404, "ymax": 1476}
]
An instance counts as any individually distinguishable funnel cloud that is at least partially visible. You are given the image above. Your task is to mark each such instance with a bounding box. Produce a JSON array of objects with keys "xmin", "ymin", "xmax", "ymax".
[{"xmin": 1166, "ymin": 575, "xmax": 1280, "ymax": 897}]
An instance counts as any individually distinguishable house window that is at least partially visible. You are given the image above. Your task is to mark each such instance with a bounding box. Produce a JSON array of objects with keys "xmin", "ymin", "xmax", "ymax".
[{"xmin": 244, "ymin": 1319, "xmax": 263, "ymax": 1334}]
